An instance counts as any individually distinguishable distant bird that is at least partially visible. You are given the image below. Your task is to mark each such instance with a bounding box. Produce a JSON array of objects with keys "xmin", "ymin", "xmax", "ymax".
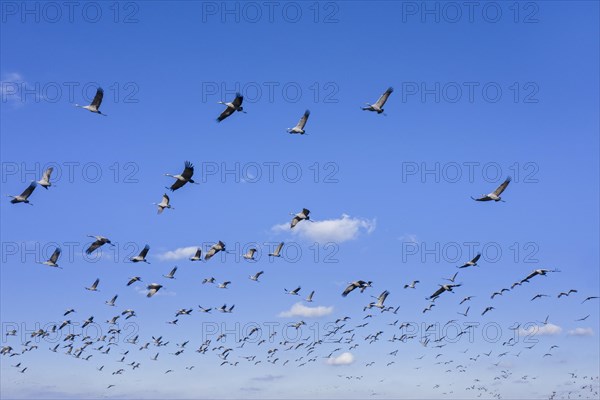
[
  {"xmin": 146, "ymin": 284, "xmax": 163, "ymax": 298},
  {"xmin": 482, "ymin": 306, "xmax": 495, "ymax": 316},
  {"xmin": 165, "ymin": 161, "xmax": 198, "ymax": 191},
  {"xmin": 575, "ymin": 314, "xmax": 590, "ymax": 321},
  {"xmin": 216, "ymin": 93, "xmax": 245, "ymax": 122},
  {"xmin": 457, "ymin": 307, "xmax": 470, "ymax": 317},
  {"xmin": 471, "ymin": 177, "xmax": 511, "ymax": 202},
  {"xmin": 130, "ymin": 244, "xmax": 150, "ymax": 263},
  {"xmin": 444, "ymin": 272, "xmax": 459, "ymax": 282},
  {"xmin": 205, "ymin": 241, "xmax": 227, "ymax": 261},
  {"xmin": 218, "ymin": 304, "xmax": 235, "ymax": 313},
  {"xmin": 176, "ymin": 309, "xmax": 192, "ymax": 317},
  {"xmin": 557, "ymin": 289, "xmax": 577, "ymax": 298},
  {"xmin": 404, "ymin": 280, "xmax": 420, "ymax": 289},
  {"xmin": 459, "ymin": 254, "xmax": 481, "ymax": 268},
  {"xmin": 85, "ymin": 278, "xmax": 100, "ymax": 292},
  {"xmin": 36, "ymin": 167, "xmax": 54, "ymax": 189},
  {"xmin": 63, "ymin": 309, "xmax": 75, "ymax": 316},
  {"xmin": 460, "ymin": 296, "xmax": 474, "ymax": 305},
  {"xmin": 290, "ymin": 208, "xmax": 310, "ymax": 228},
  {"xmin": 105, "ymin": 295, "xmax": 118, "ymax": 307},
  {"xmin": 163, "ymin": 266, "xmax": 177, "ymax": 279},
  {"xmin": 8, "ymin": 181, "xmax": 37, "ymax": 205},
  {"xmin": 39, "ymin": 247, "xmax": 61, "ymax": 268},
  {"xmin": 521, "ymin": 269, "xmax": 557, "ymax": 283},
  {"xmin": 189, "ymin": 248, "xmax": 202, "ymax": 261},
  {"xmin": 268, "ymin": 242, "xmax": 284, "ymax": 257},
  {"xmin": 305, "ymin": 291, "xmax": 315, "ymax": 302},
  {"xmin": 75, "ymin": 87, "xmax": 107, "ymax": 115},
  {"xmin": 366, "ymin": 290, "xmax": 390, "ymax": 310},
  {"xmin": 154, "ymin": 193, "xmax": 173, "ymax": 214},
  {"xmin": 582, "ymin": 296, "xmax": 599, "ymax": 304},
  {"xmin": 217, "ymin": 281, "xmax": 231, "ymax": 289},
  {"xmin": 362, "ymin": 87, "xmax": 393, "ymax": 114},
  {"xmin": 428, "ymin": 284, "xmax": 461, "ymax": 300},
  {"xmin": 242, "ymin": 248, "xmax": 257, "ymax": 261},
  {"xmin": 198, "ymin": 306, "xmax": 212, "ymax": 313},
  {"xmin": 287, "ymin": 110, "xmax": 310, "ymax": 134},
  {"xmin": 531, "ymin": 294, "xmax": 549, "ymax": 301},
  {"xmin": 202, "ymin": 277, "xmax": 216, "ymax": 284},
  {"xmin": 249, "ymin": 271, "xmax": 264, "ymax": 282},
  {"xmin": 342, "ymin": 281, "xmax": 372, "ymax": 297},
  {"xmin": 285, "ymin": 287, "xmax": 301, "ymax": 295},
  {"xmin": 85, "ymin": 235, "xmax": 115, "ymax": 255},
  {"xmin": 127, "ymin": 276, "xmax": 142, "ymax": 286}
]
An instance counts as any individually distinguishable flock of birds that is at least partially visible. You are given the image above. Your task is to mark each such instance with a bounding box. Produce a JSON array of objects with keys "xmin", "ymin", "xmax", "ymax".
[{"xmin": 3, "ymin": 86, "xmax": 599, "ymax": 399}]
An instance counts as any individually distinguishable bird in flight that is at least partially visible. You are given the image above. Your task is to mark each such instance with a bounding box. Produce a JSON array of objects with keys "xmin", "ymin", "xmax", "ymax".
[
  {"xmin": 404, "ymin": 280, "xmax": 420, "ymax": 289},
  {"xmin": 85, "ymin": 235, "xmax": 115, "ymax": 255},
  {"xmin": 216, "ymin": 92, "xmax": 245, "ymax": 122},
  {"xmin": 85, "ymin": 278, "xmax": 100, "ymax": 292},
  {"xmin": 458, "ymin": 254, "xmax": 481, "ymax": 268},
  {"xmin": 290, "ymin": 208, "xmax": 311, "ymax": 228},
  {"xmin": 268, "ymin": 242, "xmax": 284, "ymax": 258},
  {"xmin": 8, "ymin": 182, "xmax": 37, "ymax": 205},
  {"xmin": 130, "ymin": 245, "xmax": 150, "ymax": 264},
  {"xmin": 189, "ymin": 248, "xmax": 202, "ymax": 261},
  {"xmin": 362, "ymin": 87, "xmax": 393, "ymax": 115},
  {"xmin": 287, "ymin": 110, "xmax": 311, "ymax": 135},
  {"xmin": 342, "ymin": 281, "xmax": 372, "ymax": 297},
  {"xmin": 154, "ymin": 193, "xmax": 174, "ymax": 214},
  {"xmin": 39, "ymin": 247, "xmax": 61, "ymax": 269},
  {"xmin": 165, "ymin": 161, "xmax": 198, "ymax": 191},
  {"xmin": 75, "ymin": 87, "xmax": 107, "ymax": 116},
  {"xmin": 36, "ymin": 167, "xmax": 54, "ymax": 189},
  {"xmin": 146, "ymin": 284, "xmax": 163, "ymax": 298},
  {"xmin": 428, "ymin": 284, "xmax": 461, "ymax": 300},
  {"xmin": 471, "ymin": 177, "xmax": 511, "ymax": 202}
]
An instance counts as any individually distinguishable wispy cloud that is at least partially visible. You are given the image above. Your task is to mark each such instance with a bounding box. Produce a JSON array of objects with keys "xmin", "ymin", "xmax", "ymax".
[
  {"xmin": 567, "ymin": 327, "xmax": 594, "ymax": 336},
  {"xmin": 251, "ymin": 374, "xmax": 284, "ymax": 382},
  {"xmin": 325, "ymin": 352, "xmax": 355, "ymax": 366},
  {"xmin": 156, "ymin": 246, "xmax": 197, "ymax": 261},
  {"xmin": 272, "ymin": 214, "xmax": 375, "ymax": 243},
  {"xmin": 278, "ymin": 302, "xmax": 333, "ymax": 318},
  {"xmin": 519, "ymin": 323, "xmax": 562, "ymax": 336}
]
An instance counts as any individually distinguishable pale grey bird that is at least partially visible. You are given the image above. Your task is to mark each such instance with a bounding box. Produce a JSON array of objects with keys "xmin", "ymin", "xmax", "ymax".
[
  {"xmin": 268, "ymin": 242, "xmax": 284, "ymax": 257},
  {"xmin": 163, "ymin": 266, "xmax": 177, "ymax": 279},
  {"xmin": 459, "ymin": 254, "xmax": 481, "ymax": 268},
  {"xmin": 85, "ymin": 278, "xmax": 100, "ymax": 291},
  {"xmin": 362, "ymin": 87, "xmax": 393, "ymax": 114},
  {"xmin": 39, "ymin": 247, "xmax": 62, "ymax": 269},
  {"xmin": 75, "ymin": 87, "xmax": 107, "ymax": 115},
  {"xmin": 154, "ymin": 193, "xmax": 174, "ymax": 214},
  {"xmin": 105, "ymin": 295, "xmax": 118, "ymax": 307},
  {"xmin": 130, "ymin": 244, "xmax": 150, "ymax": 263},
  {"xmin": 85, "ymin": 235, "xmax": 114, "ymax": 255},
  {"xmin": 205, "ymin": 241, "xmax": 226, "ymax": 261},
  {"xmin": 471, "ymin": 177, "xmax": 511, "ymax": 202},
  {"xmin": 146, "ymin": 283, "xmax": 163, "ymax": 298},
  {"xmin": 290, "ymin": 208, "xmax": 310, "ymax": 228},
  {"xmin": 189, "ymin": 248, "xmax": 202, "ymax": 261},
  {"xmin": 242, "ymin": 248, "xmax": 257, "ymax": 261},
  {"xmin": 8, "ymin": 182, "xmax": 36, "ymax": 205},
  {"xmin": 249, "ymin": 271, "xmax": 264, "ymax": 282},
  {"xmin": 36, "ymin": 167, "xmax": 54, "ymax": 189},
  {"xmin": 216, "ymin": 93, "xmax": 245, "ymax": 122},
  {"xmin": 305, "ymin": 290, "xmax": 315, "ymax": 302},
  {"xmin": 287, "ymin": 110, "xmax": 310, "ymax": 134}
]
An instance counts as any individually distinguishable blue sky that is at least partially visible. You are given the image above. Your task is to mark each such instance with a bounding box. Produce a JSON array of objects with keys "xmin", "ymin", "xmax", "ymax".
[{"xmin": 1, "ymin": 1, "xmax": 599, "ymax": 398}]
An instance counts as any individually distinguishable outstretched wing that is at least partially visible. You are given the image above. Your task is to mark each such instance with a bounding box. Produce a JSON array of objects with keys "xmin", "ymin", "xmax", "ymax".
[
  {"xmin": 429, "ymin": 287, "xmax": 445, "ymax": 299},
  {"xmin": 493, "ymin": 177, "xmax": 511, "ymax": 196},
  {"xmin": 232, "ymin": 93, "xmax": 243, "ymax": 108},
  {"xmin": 374, "ymin": 87, "xmax": 393, "ymax": 108},
  {"xmin": 296, "ymin": 110, "xmax": 310, "ymax": 129},
  {"xmin": 42, "ymin": 167, "xmax": 54, "ymax": 181},
  {"xmin": 139, "ymin": 244, "xmax": 150, "ymax": 258},
  {"xmin": 162, "ymin": 194, "xmax": 170, "ymax": 205},
  {"xmin": 471, "ymin": 253, "xmax": 481, "ymax": 263},
  {"xmin": 91, "ymin": 88, "xmax": 104, "ymax": 108},
  {"xmin": 50, "ymin": 248, "xmax": 61, "ymax": 263},
  {"xmin": 181, "ymin": 161, "xmax": 194, "ymax": 180},
  {"xmin": 342, "ymin": 283, "xmax": 357, "ymax": 297},
  {"xmin": 217, "ymin": 107, "xmax": 234, "ymax": 122},
  {"xmin": 91, "ymin": 278, "xmax": 100, "ymax": 289},
  {"xmin": 86, "ymin": 240, "xmax": 103, "ymax": 255},
  {"xmin": 20, "ymin": 182, "xmax": 37, "ymax": 198},
  {"xmin": 290, "ymin": 216, "xmax": 301, "ymax": 228}
]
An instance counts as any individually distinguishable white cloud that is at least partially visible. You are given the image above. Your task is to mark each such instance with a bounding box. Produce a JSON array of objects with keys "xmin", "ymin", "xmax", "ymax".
[
  {"xmin": 398, "ymin": 234, "xmax": 418, "ymax": 243},
  {"xmin": 272, "ymin": 214, "xmax": 375, "ymax": 243},
  {"xmin": 518, "ymin": 323, "xmax": 562, "ymax": 336},
  {"xmin": 567, "ymin": 327, "xmax": 594, "ymax": 336},
  {"xmin": 325, "ymin": 352, "xmax": 355, "ymax": 366},
  {"xmin": 156, "ymin": 246, "xmax": 198, "ymax": 261},
  {"xmin": 278, "ymin": 302, "xmax": 333, "ymax": 318}
]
